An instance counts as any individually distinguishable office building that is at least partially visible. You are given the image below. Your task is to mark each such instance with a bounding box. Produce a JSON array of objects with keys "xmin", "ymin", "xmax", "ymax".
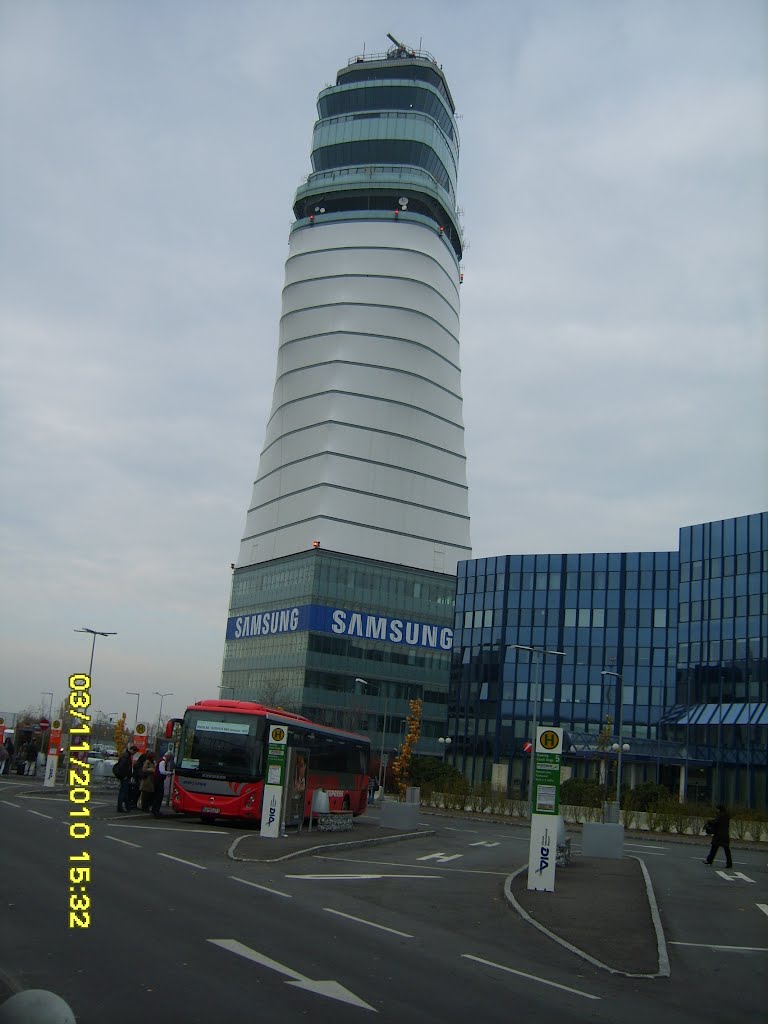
[{"xmin": 450, "ymin": 512, "xmax": 768, "ymax": 808}]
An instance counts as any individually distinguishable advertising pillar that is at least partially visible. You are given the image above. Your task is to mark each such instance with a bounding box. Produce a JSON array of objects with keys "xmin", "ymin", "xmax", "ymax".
[
  {"xmin": 43, "ymin": 719, "xmax": 63, "ymax": 788},
  {"xmin": 260, "ymin": 723, "xmax": 288, "ymax": 838},
  {"xmin": 527, "ymin": 726, "xmax": 563, "ymax": 893}
]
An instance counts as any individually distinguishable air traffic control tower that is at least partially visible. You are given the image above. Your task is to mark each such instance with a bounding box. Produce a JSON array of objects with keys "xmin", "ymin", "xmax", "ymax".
[{"xmin": 221, "ymin": 38, "xmax": 470, "ymax": 766}]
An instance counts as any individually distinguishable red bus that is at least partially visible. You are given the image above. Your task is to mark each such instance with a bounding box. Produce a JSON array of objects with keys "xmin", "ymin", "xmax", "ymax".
[{"xmin": 167, "ymin": 700, "xmax": 371, "ymax": 824}]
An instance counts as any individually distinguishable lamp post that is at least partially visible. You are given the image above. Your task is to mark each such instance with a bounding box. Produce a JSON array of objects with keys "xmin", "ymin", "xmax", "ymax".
[
  {"xmin": 356, "ymin": 677, "xmax": 390, "ymax": 789},
  {"xmin": 126, "ymin": 692, "xmax": 140, "ymax": 730},
  {"xmin": 602, "ymin": 670, "xmax": 626, "ymax": 806},
  {"xmin": 512, "ymin": 644, "xmax": 566, "ymax": 813},
  {"xmin": 438, "ymin": 736, "xmax": 452, "ymax": 760},
  {"xmin": 74, "ymin": 627, "xmax": 117, "ymax": 681},
  {"xmin": 153, "ymin": 692, "xmax": 173, "ymax": 742}
]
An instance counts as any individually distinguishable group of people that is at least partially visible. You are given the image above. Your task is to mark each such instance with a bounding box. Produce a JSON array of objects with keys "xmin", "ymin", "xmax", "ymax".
[
  {"xmin": 0, "ymin": 737, "xmax": 38, "ymax": 776},
  {"xmin": 114, "ymin": 745, "xmax": 174, "ymax": 818}
]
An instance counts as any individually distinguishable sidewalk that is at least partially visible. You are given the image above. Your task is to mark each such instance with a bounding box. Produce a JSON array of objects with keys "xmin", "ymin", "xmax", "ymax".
[{"xmin": 228, "ymin": 809, "xmax": 434, "ymax": 862}]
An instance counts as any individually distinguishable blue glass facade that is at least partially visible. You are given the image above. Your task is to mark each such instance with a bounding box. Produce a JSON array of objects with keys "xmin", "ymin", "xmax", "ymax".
[{"xmin": 450, "ymin": 513, "xmax": 768, "ymax": 808}]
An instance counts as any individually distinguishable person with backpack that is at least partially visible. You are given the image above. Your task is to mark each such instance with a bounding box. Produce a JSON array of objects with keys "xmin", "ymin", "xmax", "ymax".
[{"xmin": 114, "ymin": 744, "xmax": 138, "ymax": 813}]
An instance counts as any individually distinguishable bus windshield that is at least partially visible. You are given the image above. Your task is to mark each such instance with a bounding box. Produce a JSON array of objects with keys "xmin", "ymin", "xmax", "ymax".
[{"xmin": 177, "ymin": 711, "xmax": 265, "ymax": 779}]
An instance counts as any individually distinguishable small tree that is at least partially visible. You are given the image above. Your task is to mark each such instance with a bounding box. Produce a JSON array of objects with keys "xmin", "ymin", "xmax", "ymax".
[
  {"xmin": 113, "ymin": 713, "xmax": 129, "ymax": 756},
  {"xmin": 390, "ymin": 699, "xmax": 422, "ymax": 800}
]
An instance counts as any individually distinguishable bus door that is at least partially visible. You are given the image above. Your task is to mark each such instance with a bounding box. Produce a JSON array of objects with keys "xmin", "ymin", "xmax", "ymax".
[{"xmin": 284, "ymin": 747, "xmax": 309, "ymax": 826}]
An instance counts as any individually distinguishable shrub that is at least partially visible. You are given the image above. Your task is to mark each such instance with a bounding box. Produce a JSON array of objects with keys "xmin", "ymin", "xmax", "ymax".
[
  {"xmin": 732, "ymin": 808, "xmax": 752, "ymax": 841},
  {"xmin": 621, "ymin": 805, "xmax": 638, "ymax": 830},
  {"xmin": 469, "ymin": 781, "xmax": 493, "ymax": 814},
  {"xmin": 560, "ymin": 778, "xmax": 603, "ymax": 808},
  {"xmin": 686, "ymin": 803, "xmax": 709, "ymax": 837},
  {"xmin": 627, "ymin": 781, "xmax": 670, "ymax": 812},
  {"xmin": 747, "ymin": 815, "xmax": 765, "ymax": 842}
]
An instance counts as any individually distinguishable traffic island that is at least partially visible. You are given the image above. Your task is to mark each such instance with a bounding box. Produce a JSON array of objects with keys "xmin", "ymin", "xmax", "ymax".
[{"xmin": 505, "ymin": 855, "xmax": 669, "ymax": 977}]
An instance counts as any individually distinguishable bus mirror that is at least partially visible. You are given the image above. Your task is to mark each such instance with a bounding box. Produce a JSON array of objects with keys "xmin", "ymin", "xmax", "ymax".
[{"xmin": 165, "ymin": 718, "xmax": 182, "ymax": 739}]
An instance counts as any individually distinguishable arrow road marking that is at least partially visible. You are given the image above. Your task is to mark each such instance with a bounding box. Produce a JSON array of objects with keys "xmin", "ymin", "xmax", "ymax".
[
  {"xmin": 715, "ymin": 870, "xmax": 755, "ymax": 883},
  {"xmin": 208, "ymin": 939, "xmax": 376, "ymax": 1011},
  {"xmin": 469, "ymin": 841, "xmax": 500, "ymax": 848},
  {"xmin": 416, "ymin": 852, "xmax": 463, "ymax": 863}
]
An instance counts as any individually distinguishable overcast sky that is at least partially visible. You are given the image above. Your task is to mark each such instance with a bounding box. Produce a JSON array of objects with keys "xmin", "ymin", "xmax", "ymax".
[{"xmin": 1, "ymin": 0, "xmax": 765, "ymax": 725}]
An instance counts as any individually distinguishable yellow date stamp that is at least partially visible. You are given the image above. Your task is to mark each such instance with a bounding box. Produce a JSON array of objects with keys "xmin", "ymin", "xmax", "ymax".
[{"xmin": 68, "ymin": 673, "xmax": 92, "ymax": 928}]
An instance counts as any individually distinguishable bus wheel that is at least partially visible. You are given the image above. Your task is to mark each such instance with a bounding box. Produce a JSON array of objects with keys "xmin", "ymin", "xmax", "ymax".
[{"xmin": 342, "ymin": 795, "xmax": 350, "ymax": 811}]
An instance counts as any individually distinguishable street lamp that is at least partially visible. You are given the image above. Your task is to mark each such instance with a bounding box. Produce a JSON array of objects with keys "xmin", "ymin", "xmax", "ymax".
[
  {"xmin": 512, "ymin": 644, "xmax": 566, "ymax": 813},
  {"xmin": 438, "ymin": 736, "xmax": 452, "ymax": 760},
  {"xmin": 154, "ymin": 692, "xmax": 173, "ymax": 737},
  {"xmin": 602, "ymin": 670, "xmax": 626, "ymax": 806},
  {"xmin": 74, "ymin": 627, "xmax": 117, "ymax": 681},
  {"xmin": 356, "ymin": 677, "xmax": 390, "ymax": 789},
  {"xmin": 126, "ymin": 692, "xmax": 140, "ymax": 729}
]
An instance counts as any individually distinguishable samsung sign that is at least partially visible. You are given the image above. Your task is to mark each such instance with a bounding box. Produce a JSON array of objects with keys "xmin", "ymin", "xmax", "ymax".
[{"xmin": 226, "ymin": 604, "xmax": 453, "ymax": 651}]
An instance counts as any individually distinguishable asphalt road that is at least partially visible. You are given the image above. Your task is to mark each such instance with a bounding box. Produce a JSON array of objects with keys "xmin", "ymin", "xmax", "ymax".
[{"xmin": 1, "ymin": 777, "xmax": 766, "ymax": 1024}]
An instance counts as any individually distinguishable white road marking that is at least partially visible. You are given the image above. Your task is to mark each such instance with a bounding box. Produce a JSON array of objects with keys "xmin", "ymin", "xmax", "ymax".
[
  {"xmin": 26, "ymin": 810, "xmax": 53, "ymax": 820},
  {"xmin": 462, "ymin": 954, "xmax": 600, "ymax": 1000},
  {"xmin": 416, "ymin": 852, "xmax": 463, "ymax": 863},
  {"xmin": 1, "ymin": 801, "xmax": 20, "ymax": 808},
  {"xmin": 323, "ymin": 908, "xmax": 414, "ymax": 937},
  {"xmin": 112, "ymin": 824, "xmax": 229, "ymax": 834},
  {"xmin": 445, "ymin": 826, "xmax": 479, "ymax": 833},
  {"xmin": 715, "ymin": 870, "xmax": 755, "ymax": 883},
  {"xmin": 286, "ymin": 873, "xmax": 442, "ymax": 880},
  {"xmin": 625, "ymin": 843, "xmax": 666, "ymax": 852},
  {"xmin": 757, "ymin": 904, "xmax": 768, "ymax": 920},
  {"xmin": 230, "ymin": 876, "xmax": 292, "ymax": 898},
  {"xmin": 670, "ymin": 942, "xmax": 768, "ymax": 952},
  {"xmin": 158, "ymin": 853, "xmax": 207, "ymax": 870},
  {"xmin": 208, "ymin": 939, "xmax": 376, "ymax": 1011},
  {"xmin": 314, "ymin": 854, "xmax": 508, "ymax": 877},
  {"xmin": 105, "ymin": 835, "xmax": 141, "ymax": 848},
  {"xmin": 469, "ymin": 841, "xmax": 500, "ymax": 848}
]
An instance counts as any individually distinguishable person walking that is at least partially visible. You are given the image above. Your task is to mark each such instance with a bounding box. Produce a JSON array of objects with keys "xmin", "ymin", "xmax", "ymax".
[
  {"xmin": 0, "ymin": 743, "xmax": 8, "ymax": 776},
  {"xmin": 704, "ymin": 804, "xmax": 733, "ymax": 868},
  {"xmin": 115, "ymin": 744, "xmax": 138, "ymax": 813}
]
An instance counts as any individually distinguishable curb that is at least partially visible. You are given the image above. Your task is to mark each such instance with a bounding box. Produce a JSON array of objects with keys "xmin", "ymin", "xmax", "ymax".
[
  {"xmin": 503, "ymin": 857, "xmax": 670, "ymax": 979},
  {"xmin": 227, "ymin": 828, "xmax": 434, "ymax": 863}
]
